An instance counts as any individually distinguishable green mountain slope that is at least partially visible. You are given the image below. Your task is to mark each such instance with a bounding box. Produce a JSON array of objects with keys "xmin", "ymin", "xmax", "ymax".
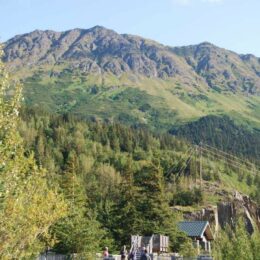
[
  {"xmin": 3, "ymin": 26, "xmax": 260, "ymax": 160},
  {"xmin": 170, "ymin": 115, "xmax": 260, "ymax": 164}
]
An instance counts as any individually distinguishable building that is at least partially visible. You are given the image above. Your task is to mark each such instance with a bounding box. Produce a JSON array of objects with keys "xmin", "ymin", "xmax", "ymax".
[
  {"xmin": 178, "ymin": 221, "xmax": 214, "ymax": 254},
  {"xmin": 131, "ymin": 234, "xmax": 169, "ymax": 255}
]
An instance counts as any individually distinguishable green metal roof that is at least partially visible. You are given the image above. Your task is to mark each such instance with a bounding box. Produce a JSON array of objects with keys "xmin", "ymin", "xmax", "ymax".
[{"xmin": 178, "ymin": 221, "xmax": 210, "ymax": 238}]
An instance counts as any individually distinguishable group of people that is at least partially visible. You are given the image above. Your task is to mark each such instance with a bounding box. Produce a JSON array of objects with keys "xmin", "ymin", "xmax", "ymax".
[{"xmin": 103, "ymin": 246, "xmax": 151, "ymax": 260}]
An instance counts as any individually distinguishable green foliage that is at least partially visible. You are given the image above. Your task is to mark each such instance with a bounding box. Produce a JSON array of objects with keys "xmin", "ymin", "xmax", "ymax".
[
  {"xmin": 171, "ymin": 115, "xmax": 260, "ymax": 164},
  {"xmin": 178, "ymin": 240, "xmax": 197, "ymax": 257},
  {"xmin": 19, "ymin": 108, "xmax": 196, "ymax": 253},
  {"xmin": 213, "ymin": 219, "xmax": 256, "ymax": 260},
  {"xmin": 52, "ymin": 151, "xmax": 104, "ymax": 258},
  {"xmin": 170, "ymin": 188, "xmax": 203, "ymax": 206},
  {"xmin": 134, "ymin": 163, "xmax": 189, "ymax": 252},
  {"xmin": 16, "ymin": 106, "xmax": 260, "ymax": 255},
  {"xmin": 135, "ymin": 163, "xmax": 173, "ymax": 234},
  {"xmin": 110, "ymin": 158, "xmax": 141, "ymax": 247},
  {"xmin": 251, "ymin": 232, "xmax": 260, "ymax": 260},
  {"xmin": 0, "ymin": 47, "xmax": 67, "ymax": 258}
]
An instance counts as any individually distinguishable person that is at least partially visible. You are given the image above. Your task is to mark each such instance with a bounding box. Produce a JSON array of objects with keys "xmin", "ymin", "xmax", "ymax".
[
  {"xmin": 140, "ymin": 249, "xmax": 151, "ymax": 260},
  {"xmin": 128, "ymin": 251, "xmax": 135, "ymax": 260},
  {"xmin": 103, "ymin": 247, "xmax": 109, "ymax": 259},
  {"xmin": 120, "ymin": 245, "xmax": 128, "ymax": 259}
]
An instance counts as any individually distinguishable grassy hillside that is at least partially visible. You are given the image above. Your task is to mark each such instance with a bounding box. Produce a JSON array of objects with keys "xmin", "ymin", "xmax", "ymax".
[{"xmin": 21, "ymin": 66, "xmax": 260, "ymax": 130}]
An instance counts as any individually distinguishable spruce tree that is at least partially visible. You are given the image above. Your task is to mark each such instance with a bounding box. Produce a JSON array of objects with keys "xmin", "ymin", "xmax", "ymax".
[
  {"xmin": 213, "ymin": 219, "xmax": 255, "ymax": 260},
  {"xmin": 232, "ymin": 219, "xmax": 253, "ymax": 260},
  {"xmin": 136, "ymin": 163, "xmax": 188, "ymax": 252},
  {"xmin": 251, "ymin": 232, "xmax": 260, "ymax": 260},
  {"xmin": 112, "ymin": 158, "xmax": 140, "ymax": 247},
  {"xmin": 136, "ymin": 163, "xmax": 170, "ymax": 234},
  {"xmin": 213, "ymin": 227, "xmax": 234, "ymax": 260},
  {"xmin": 52, "ymin": 151, "xmax": 104, "ymax": 258}
]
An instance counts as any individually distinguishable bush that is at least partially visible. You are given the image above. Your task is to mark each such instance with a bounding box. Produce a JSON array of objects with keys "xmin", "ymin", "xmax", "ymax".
[{"xmin": 170, "ymin": 188, "xmax": 203, "ymax": 206}]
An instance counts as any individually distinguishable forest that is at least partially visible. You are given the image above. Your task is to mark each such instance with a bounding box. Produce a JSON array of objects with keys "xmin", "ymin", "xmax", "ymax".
[
  {"xmin": 170, "ymin": 115, "xmax": 260, "ymax": 165},
  {"xmin": 1, "ymin": 49, "xmax": 260, "ymax": 259}
]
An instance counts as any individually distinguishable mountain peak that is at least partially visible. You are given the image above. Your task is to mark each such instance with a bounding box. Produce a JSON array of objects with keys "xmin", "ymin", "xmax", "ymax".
[
  {"xmin": 88, "ymin": 25, "xmax": 109, "ymax": 31},
  {"xmin": 3, "ymin": 26, "xmax": 260, "ymax": 94},
  {"xmin": 198, "ymin": 41, "xmax": 215, "ymax": 47}
]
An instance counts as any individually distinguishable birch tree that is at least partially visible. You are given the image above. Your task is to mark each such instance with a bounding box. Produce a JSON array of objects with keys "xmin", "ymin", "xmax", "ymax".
[{"xmin": 0, "ymin": 46, "xmax": 67, "ymax": 259}]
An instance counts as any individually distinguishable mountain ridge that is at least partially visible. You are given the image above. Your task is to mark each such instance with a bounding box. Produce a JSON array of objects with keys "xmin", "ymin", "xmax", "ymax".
[{"xmin": 4, "ymin": 26, "xmax": 260, "ymax": 94}]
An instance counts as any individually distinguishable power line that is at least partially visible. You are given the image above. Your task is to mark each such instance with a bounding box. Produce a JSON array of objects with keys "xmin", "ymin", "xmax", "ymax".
[
  {"xmin": 165, "ymin": 143, "xmax": 260, "ymax": 187},
  {"xmin": 202, "ymin": 143, "xmax": 258, "ymax": 169},
  {"xmin": 200, "ymin": 146, "xmax": 260, "ymax": 176},
  {"xmin": 165, "ymin": 142, "xmax": 259, "ymax": 187},
  {"xmin": 176, "ymin": 149, "xmax": 196, "ymax": 179},
  {"xmin": 165, "ymin": 146, "xmax": 194, "ymax": 179}
]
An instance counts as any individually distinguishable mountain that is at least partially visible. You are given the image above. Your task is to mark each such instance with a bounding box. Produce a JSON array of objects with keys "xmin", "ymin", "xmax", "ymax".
[
  {"xmin": 3, "ymin": 26, "xmax": 203, "ymax": 87},
  {"xmin": 3, "ymin": 26, "xmax": 260, "ymax": 161},
  {"xmin": 173, "ymin": 42, "xmax": 260, "ymax": 94},
  {"xmin": 4, "ymin": 26, "xmax": 260, "ymax": 94}
]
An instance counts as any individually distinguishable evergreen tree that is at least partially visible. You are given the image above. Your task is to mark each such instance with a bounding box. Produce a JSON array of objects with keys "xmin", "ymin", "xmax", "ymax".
[
  {"xmin": 232, "ymin": 219, "xmax": 254, "ymax": 260},
  {"xmin": 251, "ymin": 232, "xmax": 260, "ymax": 260},
  {"xmin": 136, "ymin": 163, "xmax": 170, "ymax": 234},
  {"xmin": 52, "ymin": 151, "xmax": 104, "ymax": 258},
  {"xmin": 136, "ymin": 163, "xmax": 188, "ymax": 252},
  {"xmin": 111, "ymin": 158, "xmax": 140, "ymax": 247},
  {"xmin": 213, "ymin": 219, "xmax": 255, "ymax": 260},
  {"xmin": 213, "ymin": 227, "xmax": 234, "ymax": 260}
]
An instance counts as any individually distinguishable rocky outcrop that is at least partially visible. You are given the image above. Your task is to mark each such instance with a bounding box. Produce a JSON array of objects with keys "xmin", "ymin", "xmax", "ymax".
[
  {"xmin": 172, "ymin": 42, "xmax": 260, "ymax": 94},
  {"xmin": 3, "ymin": 26, "xmax": 260, "ymax": 94},
  {"xmin": 217, "ymin": 191, "xmax": 260, "ymax": 234},
  {"xmin": 3, "ymin": 26, "xmax": 197, "ymax": 83},
  {"xmin": 181, "ymin": 191, "xmax": 260, "ymax": 235}
]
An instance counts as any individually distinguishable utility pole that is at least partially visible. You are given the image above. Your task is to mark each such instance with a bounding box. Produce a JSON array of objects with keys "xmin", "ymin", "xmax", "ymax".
[
  {"xmin": 199, "ymin": 143, "xmax": 202, "ymax": 189},
  {"xmin": 72, "ymin": 169, "xmax": 75, "ymax": 215},
  {"xmin": 194, "ymin": 145, "xmax": 197, "ymax": 188}
]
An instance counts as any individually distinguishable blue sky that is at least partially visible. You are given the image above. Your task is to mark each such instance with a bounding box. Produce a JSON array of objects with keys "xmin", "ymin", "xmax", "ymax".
[{"xmin": 1, "ymin": 0, "xmax": 260, "ymax": 55}]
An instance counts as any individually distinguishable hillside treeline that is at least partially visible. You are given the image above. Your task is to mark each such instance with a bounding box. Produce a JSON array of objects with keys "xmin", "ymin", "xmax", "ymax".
[
  {"xmin": 19, "ymin": 108, "xmax": 197, "ymax": 257},
  {"xmin": 170, "ymin": 115, "xmax": 260, "ymax": 165},
  {"xmin": 17, "ymin": 108, "xmax": 260, "ymax": 256}
]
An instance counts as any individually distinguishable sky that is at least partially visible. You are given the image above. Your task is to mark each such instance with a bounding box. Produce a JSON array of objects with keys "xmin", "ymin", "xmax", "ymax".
[{"xmin": 1, "ymin": 0, "xmax": 260, "ymax": 55}]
